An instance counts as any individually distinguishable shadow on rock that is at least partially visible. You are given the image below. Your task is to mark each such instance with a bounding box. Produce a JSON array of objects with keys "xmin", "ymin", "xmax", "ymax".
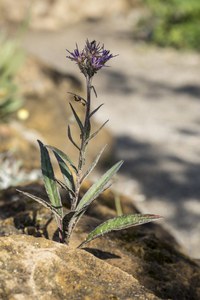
[{"xmin": 83, "ymin": 247, "xmax": 121, "ymax": 260}]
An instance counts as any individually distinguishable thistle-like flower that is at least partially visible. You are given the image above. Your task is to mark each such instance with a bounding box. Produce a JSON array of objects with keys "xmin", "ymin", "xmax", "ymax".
[{"xmin": 66, "ymin": 40, "xmax": 115, "ymax": 78}]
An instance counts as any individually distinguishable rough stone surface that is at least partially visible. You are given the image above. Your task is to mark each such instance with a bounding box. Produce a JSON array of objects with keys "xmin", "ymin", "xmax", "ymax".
[
  {"xmin": 0, "ymin": 184, "xmax": 199, "ymax": 300},
  {"xmin": 0, "ymin": 235, "xmax": 158, "ymax": 300}
]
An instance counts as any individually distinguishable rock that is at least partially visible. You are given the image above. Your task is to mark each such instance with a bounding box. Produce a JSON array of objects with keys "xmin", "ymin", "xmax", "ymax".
[
  {"xmin": 0, "ymin": 0, "xmax": 136, "ymax": 31},
  {"xmin": 0, "ymin": 235, "xmax": 159, "ymax": 300},
  {"xmin": 0, "ymin": 183, "xmax": 200, "ymax": 299}
]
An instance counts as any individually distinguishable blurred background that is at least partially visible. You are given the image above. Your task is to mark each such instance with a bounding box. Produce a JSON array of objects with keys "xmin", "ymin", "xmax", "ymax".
[{"xmin": 0, "ymin": 0, "xmax": 200, "ymax": 258}]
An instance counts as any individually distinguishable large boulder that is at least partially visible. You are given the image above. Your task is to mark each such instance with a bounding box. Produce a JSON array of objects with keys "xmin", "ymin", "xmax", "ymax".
[
  {"xmin": 0, "ymin": 234, "xmax": 158, "ymax": 300},
  {"xmin": 0, "ymin": 184, "xmax": 199, "ymax": 299}
]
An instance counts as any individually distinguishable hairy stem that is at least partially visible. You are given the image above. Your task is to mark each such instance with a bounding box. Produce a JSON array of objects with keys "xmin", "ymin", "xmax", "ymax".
[{"xmin": 72, "ymin": 76, "xmax": 92, "ymax": 210}]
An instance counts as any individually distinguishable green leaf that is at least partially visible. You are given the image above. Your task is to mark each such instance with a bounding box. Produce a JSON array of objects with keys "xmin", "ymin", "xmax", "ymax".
[
  {"xmin": 81, "ymin": 145, "xmax": 107, "ymax": 183},
  {"xmin": 17, "ymin": 190, "xmax": 62, "ymax": 219},
  {"xmin": 51, "ymin": 149, "xmax": 75, "ymax": 193},
  {"xmin": 46, "ymin": 145, "xmax": 77, "ymax": 173},
  {"xmin": 69, "ymin": 102, "xmax": 84, "ymax": 133},
  {"xmin": 76, "ymin": 160, "xmax": 123, "ymax": 212},
  {"xmin": 38, "ymin": 140, "xmax": 63, "ymax": 218},
  {"xmin": 78, "ymin": 214, "xmax": 163, "ymax": 247}
]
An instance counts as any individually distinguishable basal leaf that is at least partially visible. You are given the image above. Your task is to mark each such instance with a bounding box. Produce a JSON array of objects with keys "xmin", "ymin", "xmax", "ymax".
[
  {"xmin": 17, "ymin": 190, "xmax": 62, "ymax": 219},
  {"xmin": 79, "ymin": 214, "xmax": 163, "ymax": 247},
  {"xmin": 38, "ymin": 140, "xmax": 63, "ymax": 217},
  {"xmin": 76, "ymin": 160, "xmax": 123, "ymax": 212}
]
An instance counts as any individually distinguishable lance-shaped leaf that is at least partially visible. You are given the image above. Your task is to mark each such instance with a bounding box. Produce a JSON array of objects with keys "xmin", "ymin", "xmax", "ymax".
[
  {"xmin": 91, "ymin": 85, "xmax": 97, "ymax": 98},
  {"xmin": 89, "ymin": 103, "xmax": 104, "ymax": 119},
  {"xmin": 81, "ymin": 145, "xmax": 107, "ymax": 183},
  {"xmin": 51, "ymin": 149, "xmax": 75, "ymax": 193},
  {"xmin": 86, "ymin": 119, "xmax": 109, "ymax": 143},
  {"xmin": 17, "ymin": 190, "xmax": 62, "ymax": 219},
  {"xmin": 79, "ymin": 214, "xmax": 163, "ymax": 247},
  {"xmin": 69, "ymin": 102, "xmax": 84, "ymax": 133},
  {"xmin": 68, "ymin": 125, "xmax": 80, "ymax": 150},
  {"xmin": 76, "ymin": 160, "xmax": 123, "ymax": 212},
  {"xmin": 38, "ymin": 140, "xmax": 63, "ymax": 218},
  {"xmin": 46, "ymin": 145, "xmax": 77, "ymax": 173}
]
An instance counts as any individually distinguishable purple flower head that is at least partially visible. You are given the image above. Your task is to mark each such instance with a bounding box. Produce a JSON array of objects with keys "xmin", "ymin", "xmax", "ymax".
[{"xmin": 66, "ymin": 40, "xmax": 116, "ymax": 78}]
